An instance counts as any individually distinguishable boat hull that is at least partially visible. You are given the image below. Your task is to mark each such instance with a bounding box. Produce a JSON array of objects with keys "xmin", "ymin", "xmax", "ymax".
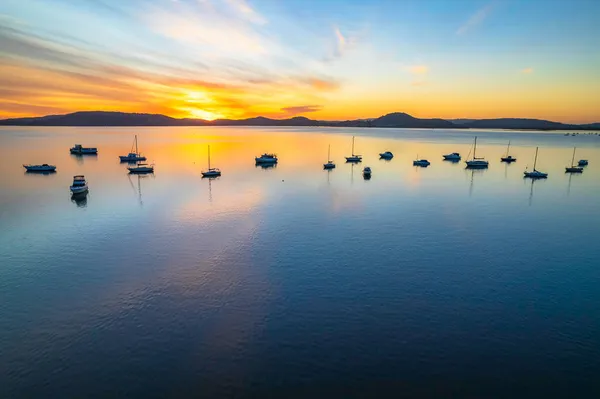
[
  {"xmin": 23, "ymin": 165, "xmax": 56, "ymax": 172},
  {"xmin": 120, "ymin": 156, "xmax": 146, "ymax": 162},
  {"xmin": 379, "ymin": 153, "xmax": 393, "ymax": 159},
  {"xmin": 524, "ymin": 171, "xmax": 548, "ymax": 178},
  {"xmin": 201, "ymin": 171, "xmax": 221, "ymax": 177},
  {"xmin": 323, "ymin": 163, "xmax": 336, "ymax": 169},
  {"xmin": 71, "ymin": 148, "xmax": 98, "ymax": 154},
  {"xmin": 465, "ymin": 161, "xmax": 489, "ymax": 169},
  {"xmin": 128, "ymin": 167, "xmax": 154, "ymax": 174},
  {"xmin": 255, "ymin": 158, "xmax": 278, "ymax": 164},
  {"xmin": 345, "ymin": 157, "xmax": 362, "ymax": 162},
  {"xmin": 501, "ymin": 157, "xmax": 516, "ymax": 163},
  {"xmin": 565, "ymin": 167, "xmax": 583, "ymax": 173},
  {"xmin": 70, "ymin": 185, "xmax": 88, "ymax": 194},
  {"xmin": 578, "ymin": 160, "xmax": 588, "ymax": 166},
  {"xmin": 443, "ymin": 154, "xmax": 461, "ymax": 161},
  {"xmin": 413, "ymin": 161, "xmax": 430, "ymax": 167}
]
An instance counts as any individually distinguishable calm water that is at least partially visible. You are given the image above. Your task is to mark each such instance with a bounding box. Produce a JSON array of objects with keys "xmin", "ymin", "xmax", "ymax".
[{"xmin": 1, "ymin": 126, "xmax": 600, "ymax": 397}]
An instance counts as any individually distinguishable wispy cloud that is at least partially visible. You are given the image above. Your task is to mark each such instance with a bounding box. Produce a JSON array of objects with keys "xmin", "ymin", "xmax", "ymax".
[
  {"xmin": 281, "ymin": 105, "xmax": 323, "ymax": 115},
  {"xmin": 521, "ymin": 67, "xmax": 534, "ymax": 74},
  {"xmin": 404, "ymin": 65, "xmax": 429, "ymax": 86},
  {"xmin": 456, "ymin": 1, "xmax": 497, "ymax": 35},
  {"xmin": 225, "ymin": 0, "xmax": 267, "ymax": 25},
  {"xmin": 407, "ymin": 65, "xmax": 429, "ymax": 75}
]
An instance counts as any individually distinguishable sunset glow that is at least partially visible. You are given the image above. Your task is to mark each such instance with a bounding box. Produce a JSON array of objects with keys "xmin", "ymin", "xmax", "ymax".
[{"xmin": 0, "ymin": 0, "xmax": 599, "ymax": 123}]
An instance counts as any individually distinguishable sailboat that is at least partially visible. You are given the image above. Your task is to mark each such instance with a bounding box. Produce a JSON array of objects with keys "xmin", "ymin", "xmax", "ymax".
[
  {"xmin": 119, "ymin": 135, "xmax": 147, "ymax": 162},
  {"xmin": 345, "ymin": 136, "xmax": 362, "ymax": 162},
  {"xmin": 323, "ymin": 144, "xmax": 336, "ymax": 169},
  {"xmin": 413, "ymin": 155, "xmax": 430, "ymax": 167},
  {"xmin": 501, "ymin": 140, "xmax": 517, "ymax": 163},
  {"xmin": 201, "ymin": 145, "xmax": 222, "ymax": 177},
  {"xmin": 524, "ymin": 147, "xmax": 548, "ymax": 178},
  {"xmin": 565, "ymin": 147, "xmax": 583, "ymax": 173},
  {"xmin": 465, "ymin": 137, "xmax": 489, "ymax": 168}
]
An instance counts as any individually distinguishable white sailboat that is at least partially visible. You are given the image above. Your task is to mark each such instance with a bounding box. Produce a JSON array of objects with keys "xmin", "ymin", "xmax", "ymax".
[
  {"xmin": 465, "ymin": 137, "xmax": 489, "ymax": 168},
  {"xmin": 524, "ymin": 147, "xmax": 548, "ymax": 178},
  {"xmin": 565, "ymin": 147, "xmax": 583, "ymax": 173},
  {"xmin": 345, "ymin": 136, "xmax": 362, "ymax": 162},
  {"xmin": 201, "ymin": 145, "xmax": 222, "ymax": 177},
  {"xmin": 323, "ymin": 144, "xmax": 336, "ymax": 169},
  {"xmin": 119, "ymin": 135, "xmax": 147, "ymax": 162}
]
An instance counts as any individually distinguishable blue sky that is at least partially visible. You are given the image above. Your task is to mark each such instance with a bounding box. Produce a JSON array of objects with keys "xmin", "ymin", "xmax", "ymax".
[{"xmin": 0, "ymin": 0, "xmax": 599, "ymax": 122}]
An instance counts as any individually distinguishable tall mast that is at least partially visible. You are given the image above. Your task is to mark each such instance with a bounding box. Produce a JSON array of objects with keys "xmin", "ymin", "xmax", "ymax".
[
  {"xmin": 507, "ymin": 140, "xmax": 511, "ymax": 156},
  {"xmin": 352, "ymin": 136, "xmax": 355, "ymax": 155},
  {"xmin": 571, "ymin": 147, "xmax": 576, "ymax": 167},
  {"xmin": 473, "ymin": 137, "xmax": 477, "ymax": 159},
  {"xmin": 135, "ymin": 135, "xmax": 138, "ymax": 154},
  {"xmin": 208, "ymin": 145, "xmax": 211, "ymax": 169},
  {"xmin": 533, "ymin": 147, "xmax": 539, "ymax": 170}
]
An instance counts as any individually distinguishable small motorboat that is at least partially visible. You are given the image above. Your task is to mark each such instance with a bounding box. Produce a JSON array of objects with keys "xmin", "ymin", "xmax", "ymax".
[
  {"xmin": 443, "ymin": 152, "xmax": 461, "ymax": 161},
  {"xmin": 565, "ymin": 147, "xmax": 583, "ymax": 173},
  {"xmin": 379, "ymin": 151, "xmax": 393, "ymax": 160},
  {"xmin": 524, "ymin": 147, "xmax": 547, "ymax": 178},
  {"xmin": 413, "ymin": 158, "xmax": 430, "ymax": 167},
  {"xmin": 255, "ymin": 153, "xmax": 278, "ymax": 164},
  {"xmin": 128, "ymin": 162, "xmax": 154, "ymax": 174},
  {"xmin": 578, "ymin": 159, "xmax": 589, "ymax": 166},
  {"xmin": 119, "ymin": 135, "xmax": 147, "ymax": 162},
  {"xmin": 23, "ymin": 163, "xmax": 56, "ymax": 172},
  {"xmin": 363, "ymin": 166, "xmax": 372, "ymax": 178},
  {"xmin": 70, "ymin": 175, "xmax": 88, "ymax": 194},
  {"xmin": 323, "ymin": 144, "xmax": 336, "ymax": 169},
  {"xmin": 345, "ymin": 136, "xmax": 362, "ymax": 162},
  {"xmin": 201, "ymin": 145, "xmax": 222, "ymax": 177},
  {"xmin": 70, "ymin": 144, "xmax": 98, "ymax": 154}
]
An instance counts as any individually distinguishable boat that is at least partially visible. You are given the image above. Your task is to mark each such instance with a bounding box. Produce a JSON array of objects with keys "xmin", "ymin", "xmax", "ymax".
[
  {"xmin": 379, "ymin": 151, "xmax": 393, "ymax": 160},
  {"xmin": 323, "ymin": 144, "xmax": 336, "ymax": 169},
  {"xmin": 70, "ymin": 175, "xmax": 88, "ymax": 194},
  {"xmin": 23, "ymin": 163, "xmax": 56, "ymax": 172},
  {"xmin": 565, "ymin": 147, "xmax": 583, "ymax": 173},
  {"xmin": 500, "ymin": 141, "xmax": 517, "ymax": 163},
  {"xmin": 363, "ymin": 166, "xmax": 372, "ymax": 178},
  {"xmin": 255, "ymin": 153, "xmax": 278, "ymax": 164},
  {"xmin": 128, "ymin": 162, "xmax": 154, "ymax": 174},
  {"xmin": 201, "ymin": 145, "xmax": 221, "ymax": 177},
  {"xmin": 465, "ymin": 137, "xmax": 489, "ymax": 168},
  {"xmin": 578, "ymin": 159, "xmax": 589, "ymax": 166},
  {"xmin": 443, "ymin": 152, "xmax": 461, "ymax": 161},
  {"xmin": 524, "ymin": 147, "xmax": 548, "ymax": 178},
  {"xmin": 119, "ymin": 135, "xmax": 147, "ymax": 162},
  {"xmin": 70, "ymin": 144, "xmax": 98, "ymax": 155},
  {"xmin": 413, "ymin": 157, "xmax": 430, "ymax": 167},
  {"xmin": 345, "ymin": 136, "xmax": 362, "ymax": 162}
]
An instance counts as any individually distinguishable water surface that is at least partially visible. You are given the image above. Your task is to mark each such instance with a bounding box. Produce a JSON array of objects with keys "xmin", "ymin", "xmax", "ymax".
[{"xmin": 1, "ymin": 126, "xmax": 600, "ymax": 397}]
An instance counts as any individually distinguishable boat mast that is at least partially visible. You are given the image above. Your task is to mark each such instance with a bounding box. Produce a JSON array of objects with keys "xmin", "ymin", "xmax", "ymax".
[
  {"xmin": 208, "ymin": 145, "xmax": 211, "ymax": 169},
  {"xmin": 507, "ymin": 140, "xmax": 511, "ymax": 156},
  {"xmin": 571, "ymin": 147, "xmax": 576, "ymax": 167},
  {"xmin": 135, "ymin": 135, "xmax": 138, "ymax": 155},
  {"xmin": 352, "ymin": 136, "xmax": 355, "ymax": 156},
  {"xmin": 473, "ymin": 137, "xmax": 477, "ymax": 159},
  {"xmin": 533, "ymin": 147, "xmax": 539, "ymax": 170}
]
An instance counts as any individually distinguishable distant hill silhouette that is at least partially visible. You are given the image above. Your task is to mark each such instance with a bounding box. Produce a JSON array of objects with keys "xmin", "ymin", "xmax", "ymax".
[{"xmin": 0, "ymin": 111, "xmax": 598, "ymax": 130}]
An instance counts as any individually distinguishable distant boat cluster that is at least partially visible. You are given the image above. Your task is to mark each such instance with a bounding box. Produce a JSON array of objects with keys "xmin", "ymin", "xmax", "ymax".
[{"xmin": 22, "ymin": 135, "xmax": 592, "ymax": 196}]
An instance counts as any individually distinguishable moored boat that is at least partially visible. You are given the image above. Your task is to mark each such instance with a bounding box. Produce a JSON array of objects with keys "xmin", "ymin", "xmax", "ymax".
[
  {"xmin": 70, "ymin": 144, "xmax": 98, "ymax": 154},
  {"xmin": 500, "ymin": 141, "xmax": 516, "ymax": 163},
  {"xmin": 465, "ymin": 137, "xmax": 489, "ymax": 168},
  {"xmin": 363, "ymin": 166, "xmax": 372, "ymax": 178},
  {"xmin": 255, "ymin": 153, "xmax": 278, "ymax": 164},
  {"xmin": 524, "ymin": 147, "xmax": 548, "ymax": 178},
  {"xmin": 379, "ymin": 151, "xmax": 393, "ymax": 160},
  {"xmin": 345, "ymin": 136, "xmax": 362, "ymax": 162},
  {"xmin": 578, "ymin": 159, "xmax": 588, "ymax": 166},
  {"xmin": 565, "ymin": 147, "xmax": 583, "ymax": 173},
  {"xmin": 70, "ymin": 175, "xmax": 88, "ymax": 194},
  {"xmin": 201, "ymin": 145, "xmax": 222, "ymax": 177},
  {"xmin": 23, "ymin": 163, "xmax": 56, "ymax": 172},
  {"xmin": 413, "ymin": 158, "xmax": 430, "ymax": 167},
  {"xmin": 443, "ymin": 152, "xmax": 461, "ymax": 161},
  {"xmin": 323, "ymin": 145, "xmax": 336, "ymax": 169},
  {"xmin": 128, "ymin": 162, "xmax": 154, "ymax": 174}
]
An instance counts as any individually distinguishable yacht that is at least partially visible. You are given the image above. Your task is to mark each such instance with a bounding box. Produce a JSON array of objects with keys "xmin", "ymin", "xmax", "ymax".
[
  {"xmin": 23, "ymin": 163, "xmax": 56, "ymax": 172},
  {"xmin": 323, "ymin": 145, "xmax": 336, "ymax": 169},
  {"xmin": 201, "ymin": 145, "xmax": 222, "ymax": 177},
  {"xmin": 255, "ymin": 153, "xmax": 278, "ymax": 164},
  {"xmin": 524, "ymin": 147, "xmax": 548, "ymax": 178},
  {"xmin": 413, "ymin": 157, "xmax": 430, "ymax": 167},
  {"xmin": 443, "ymin": 152, "xmax": 461, "ymax": 161},
  {"xmin": 500, "ymin": 141, "xmax": 517, "ymax": 163},
  {"xmin": 119, "ymin": 135, "xmax": 147, "ymax": 162},
  {"xmin": 379, "ymin": 151, "xmax": 393, "ymax": 160},
  {"xmin": 128, "ymin": 162, "xmax": 154, "ymax": 174},
  {"xmin": 70, "ymin": 175, "xmax": 88, "ymax": 194},
  {"xmin": 70, "ymin": 144, "xmax": 98, "ymax": 155},
  {"xmin": 345, "ymin": 136, "xmax": 362, "ymax": 162},
  {"xmin": 578, "ymin": 159, "xmax": 589, "ymax": 166},
  {"xmin": 465, "ymin": 137, "xmax": 489, "ymax": 168},
  {"xmin": 362, "ymin": 166, "xmax": 372, "ymax": 178},
  {"xmin": 565, "ymin": 147, "xmax": 583, "ymax": 173}
]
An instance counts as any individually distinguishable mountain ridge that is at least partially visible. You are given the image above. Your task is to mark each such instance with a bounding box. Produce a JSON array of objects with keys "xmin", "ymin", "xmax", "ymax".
[{"xmin": 0, "ymin": 111, "xmax": 598, "ymax": 130}]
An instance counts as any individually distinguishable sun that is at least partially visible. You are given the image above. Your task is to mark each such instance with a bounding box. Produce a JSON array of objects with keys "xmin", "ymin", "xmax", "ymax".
[{"xmin": 188, "ymin": 108, "xmax": 222, "ymax": 120}]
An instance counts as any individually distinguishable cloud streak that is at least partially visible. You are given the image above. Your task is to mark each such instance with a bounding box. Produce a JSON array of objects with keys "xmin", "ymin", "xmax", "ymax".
[
  {"xmin": 281, "ymin": 105, "xmax": 323, "ymax": 115},
  {"xmin": 456, "ymin": 1, "xmax": 497, "ymax": 35},
  {"xmin": 521, "ymin": 67, "xmax": 534, "ymax": 74}
]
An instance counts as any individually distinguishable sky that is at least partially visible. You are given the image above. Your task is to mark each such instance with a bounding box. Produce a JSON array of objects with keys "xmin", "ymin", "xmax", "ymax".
[{"xmin": 0, "ymin": 0, "xmax": 599, "ymax": 123}]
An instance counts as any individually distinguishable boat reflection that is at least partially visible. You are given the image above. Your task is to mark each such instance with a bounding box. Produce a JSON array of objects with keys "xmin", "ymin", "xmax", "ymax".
[
  {"xmin": 256, "ymin": 163, "xmax": 277, "ymax": 170},
  {"xmin": 71, "ymin": 192, "xmax": 88, "ymax": 208},
  {"xmin": 467, "ymin": 168, "xmax": 486, "ymax": 197},
  {"xmin": 128, "ymin": 173, "xmax": 152, "ymax": 207}
]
